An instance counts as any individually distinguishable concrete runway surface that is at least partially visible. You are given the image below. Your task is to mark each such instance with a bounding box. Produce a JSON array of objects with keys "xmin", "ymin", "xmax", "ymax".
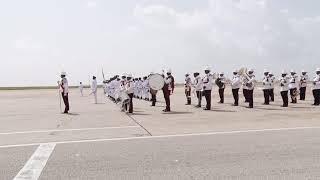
[{"xmin": 0, "ymin": 86, "xmax": 319, "ymax": 180}]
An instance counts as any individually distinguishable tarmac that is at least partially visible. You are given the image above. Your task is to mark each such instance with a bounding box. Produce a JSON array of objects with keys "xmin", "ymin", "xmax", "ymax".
[{"xmin": 0, "ymin": 86, "xmax": 319, "ymax": 180}]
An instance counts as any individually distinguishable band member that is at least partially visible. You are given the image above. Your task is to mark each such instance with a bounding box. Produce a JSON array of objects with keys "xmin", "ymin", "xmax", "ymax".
[
  {"xmin": 185, "ymin": 73, "xmax": 192, "ymax": 105},
  {"xmin": 269, "ymin": 72, "xmax": 275, "ymax": 102},
  {"xmin": 142, "ymin": 76, "xmax": 150, "ymax": 101},
  {"xmin": 91, "ymin": 76, "xmax": 98, "ymax": 104},
  {"xmin": 262, "ymin": 70, "xmax": 271, "ymax": 105},
  {"xmin": 125, "ymin": 74, "xmax": 134, "ymax": 113},
  {"xmin": 242, "ymin": 76, "xmax": 249, "ymax": 103},
  {"xmin": 137, "ymin": 77, "xmax": 143, "ymax": 99},
  {"xmin": 215, "ymin": 72, "xmax": 226, "ymax": 103},
  {"xmin": 59, "ymin": 72, "xmax": 70, "ymax": 113},
  {"xmin": 162, "ymin": 69, "xmax": 175, "ymax": 112},
  {"xmin": 279, "ymin": 71, "xmax": 289, "ymax": 107},
  {"xmin": 299, "ymin": 70, "xmax": 309, "ymax": 101},
  {"xmin": 193, "ymin": 72, "xmax": 203, "ymax": 108},
  {"xmin": 312, "ymin": 68, "xmax": 320, "ymax": 106},
  {"xmin": 149, "ymin": 72, "xmax": 157, "ymax": 107},
  {"xmin": 289, "ymin": 70, "xmax": 299, "ymax": 104},
  {"xmin": 231, "ymin": 70, "xmax": 241, "ymax": 106},
  {"xmin": 79, "ymin": 82, "xmax": 84, "ymax": 97},
  {"xmin": 245, "ymin": 69, "xmax": 255, "ymax": 108},
  {"xmin": 202, "ymin": 67, "xmax": 213, "ymax": 110}
]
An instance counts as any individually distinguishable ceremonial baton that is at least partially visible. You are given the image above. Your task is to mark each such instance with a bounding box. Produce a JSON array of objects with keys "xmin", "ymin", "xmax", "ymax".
[{"xmin": 57, "ymin": 81, "xmax": 62, "ymax": 113}]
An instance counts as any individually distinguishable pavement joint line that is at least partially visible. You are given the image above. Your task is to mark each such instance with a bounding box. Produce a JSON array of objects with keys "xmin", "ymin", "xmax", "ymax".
[
  {"xmin": 13, "ymin": 143, "xmax": 56, "ymax": 180},
  {"xmin": 0, "ymin": 126, "xmax": 140, "ymax": 136},
  {"xmin": 1, "ymin": 126, "xmax": 320, "ymax": 149},
  {"xmin": 106, "ymin": 98, "xmax": 153, "ymax": 136}
]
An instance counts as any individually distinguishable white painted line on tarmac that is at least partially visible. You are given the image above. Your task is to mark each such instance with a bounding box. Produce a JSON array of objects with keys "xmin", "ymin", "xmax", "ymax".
[
  {"xmin": 0, "ymin": 126, "xmax": 140, "ymax": 136},
  {"xmin": 13, "ymin": 143, "xmax": 56, "ymax": 180},
  {"xmin": 2, "ymin": 126, "xmax": 320, "ymax": 149}
]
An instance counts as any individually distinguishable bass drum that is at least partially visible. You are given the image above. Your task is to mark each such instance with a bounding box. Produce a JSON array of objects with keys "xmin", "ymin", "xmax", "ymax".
[
  {"xmin": 118, "ymin": 90, "xmax": 130, "ymax": 105},
  {"xmin": 148, "ymin": 74, "xmax": 165, "ymax": 91}
]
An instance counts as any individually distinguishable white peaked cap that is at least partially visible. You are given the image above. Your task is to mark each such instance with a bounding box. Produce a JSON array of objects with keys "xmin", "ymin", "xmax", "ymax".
[
  {"xmin": 316, "ymin": 68, "xmax": 320, "ymax": 72},
  {"xmin": 233, "ymin": 69, "xmax": 238, "ymax": 73},
  {"xmin": 127, "ymin": 73, "xmax": 133, "ymax": 78},
  {"xmin": 290, "ymin": 69, "xmax": 296, "ymax": 73},
  {"xmin": 204, "ymin": 66, "xmax": 211, "ymax": 71},
  {"xmin": 263, "ymin": 69, "xmax": 269, "ymax": 73},
  {"xmin": 281, "ymin": 70, "xmax": 287, "ymax": 74},
  {"xmin": 185, "ymin": 72, "xmax": 190, "ymax": 75},
  {"xmin": 220, "ymin": 72, "xmax": 224, "ymax": 75},
  {"xmin": 61, "ymin": 71, "xmax": 66, "ymax": 76},
  {"xmin": 122, "ymin": 73, "xmax": 127, "ymax": 77},
  {"xmin": 167, "ymin": 69, "xmax": 172, "ymax": 73},
  {"xmin": 301, "ymin": 70, "xmax": 307, "ymax": 73},
  {"xmin": 248, "ymin": 68, "xmax": 254, "ymax": 72}
]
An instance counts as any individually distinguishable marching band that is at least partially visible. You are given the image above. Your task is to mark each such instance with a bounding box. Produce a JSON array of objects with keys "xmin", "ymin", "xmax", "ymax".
[{"xmin": 60, "ymin": 67, "xmax": 320, "ymax": 115}]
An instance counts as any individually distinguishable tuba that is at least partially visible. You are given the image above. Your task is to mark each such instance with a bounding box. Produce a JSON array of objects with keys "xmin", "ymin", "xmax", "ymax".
[{"xmin": 238, "ymin": 67, "xmax": 253, "ymax": 88}]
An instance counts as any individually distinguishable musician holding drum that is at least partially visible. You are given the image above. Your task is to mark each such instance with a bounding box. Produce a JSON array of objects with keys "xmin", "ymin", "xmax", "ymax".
[
  {"xmin": 125, "ymin": 74, "xmax": 134, "ymax": 113},
  {"xmin": 289, "ymin": 70, "xmax": 299, "ymax": 104}
]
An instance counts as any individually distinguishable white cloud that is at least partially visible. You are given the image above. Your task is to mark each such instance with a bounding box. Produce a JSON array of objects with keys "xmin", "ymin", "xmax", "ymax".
[
  {"xmin": 123, "ymin": 0, "xmax": 320, "ymax": 77},
  {"xmin": 87, "ymin": 1, "xmax": 97, "ymax": 8}
]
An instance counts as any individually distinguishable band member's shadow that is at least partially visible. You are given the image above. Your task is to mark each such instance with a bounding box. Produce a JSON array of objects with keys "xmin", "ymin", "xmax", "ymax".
[
  {"xmin": 129, "ymin": 113, "xmax": 151, "ymax": 116},
  {"xmin": 64, "ymin": 113, "xmax": 80, "ymax": 116},
  {"xmin": 211, "ymin": 109, "xmax": 237, "ymax": 113},
  {"xmin": 289, "ymin": 106, "xmax": 316, "ymax": 109},
  {"xmin": 254, "ymin": 107, "xmax": 282, "ymax": 111},
  {"xmin": 162, "ymin": 111, "xmax": 193, "ymax": 115}
]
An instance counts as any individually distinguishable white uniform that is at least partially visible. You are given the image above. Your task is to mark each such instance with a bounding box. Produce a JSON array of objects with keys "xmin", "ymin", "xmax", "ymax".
[
  {"xmin": 138, "ymin": 80, "xmax": 143, "ymax": 98},
  {"xmin": 202, "ymin": 74, "xmax": 213, "ymax": 91},
  {"xmin": 289, "ymin": 74, "xmax": 299, "ymax": 89},
  {"xmin": 313, "ymin": 75, "xmax": 320, "ymax": 90},
  {"xmin": 193, "ymin": 76, "xmax": 203, "ymax": 91},
  {"xmin": 79, "ymin": 84, "xmax": 83, "ymax": 96},
  {"xmin": 279, "ymin": 77, "xmax": 289, "ymax": 92},
  {"xmin": 270, "ymin": 76, "xmax": 276, "ymax": 89},
  {"xmin": 262, "ymin": 75, "xmax": 272, "ymax": 90},
  {"xmin": 300, "ymin": 74, "xmax": 309, "ymax": 88},
  {"xmin": 60, "ymin": 77, "xmax": 69, "ymax": 95},
  {"xmin": 91, "ymin": 79, "xmax": 98, "ymax": 104},
  {"xmin": 231, "ymin": 75, "xmax": 241, "ymax": 89},
  {"xmin": 142, "ymin": 79, "xmax": 150, "ymax": 100},
  {"xmin": 126, "ymin": 80, "xmax": 134, "ymax": 94},
  {"xmin": 244, "ymin": 75, "xmax": 255, "ymax": 90}
]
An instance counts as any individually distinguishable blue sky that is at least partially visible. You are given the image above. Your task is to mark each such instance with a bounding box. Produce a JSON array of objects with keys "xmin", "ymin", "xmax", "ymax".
[{"xmin": 0, "ymin": 0, "xmax": 319, "ymax": 86}]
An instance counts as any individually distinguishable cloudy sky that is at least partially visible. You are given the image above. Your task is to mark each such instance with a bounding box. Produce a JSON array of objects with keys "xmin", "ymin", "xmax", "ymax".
[{"xmin": 0, "ymin": 0, "xmax": 319, "ymax": 86}]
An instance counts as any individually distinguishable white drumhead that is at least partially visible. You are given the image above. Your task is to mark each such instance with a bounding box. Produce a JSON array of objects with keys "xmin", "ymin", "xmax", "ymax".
[{"xmin": 148, "ymin": 74, "xmax": 165, "ymax": 91}]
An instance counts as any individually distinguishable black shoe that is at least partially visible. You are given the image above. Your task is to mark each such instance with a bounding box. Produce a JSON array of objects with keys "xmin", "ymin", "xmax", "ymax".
[
  {"xmin": 163, "ymin": 109, "xmax": 170, "ymax": 112},
  {"xmin": 281, "ymin": 105, "xmax": 288, "ymax": 107},
  {"xmin": 233, "ymin": 104, "xmax": 238, "ymax": 106},
  {"xmin": 246, "ymin": 106, "xmax": 253, "ymax": 109},
  {"xmin": 203, "ymin": 108, "xmax": 211, "ymax": 111},
  {"xmin": 195, "ymin": 105, "xmax": 201, "ymax": 108}
]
